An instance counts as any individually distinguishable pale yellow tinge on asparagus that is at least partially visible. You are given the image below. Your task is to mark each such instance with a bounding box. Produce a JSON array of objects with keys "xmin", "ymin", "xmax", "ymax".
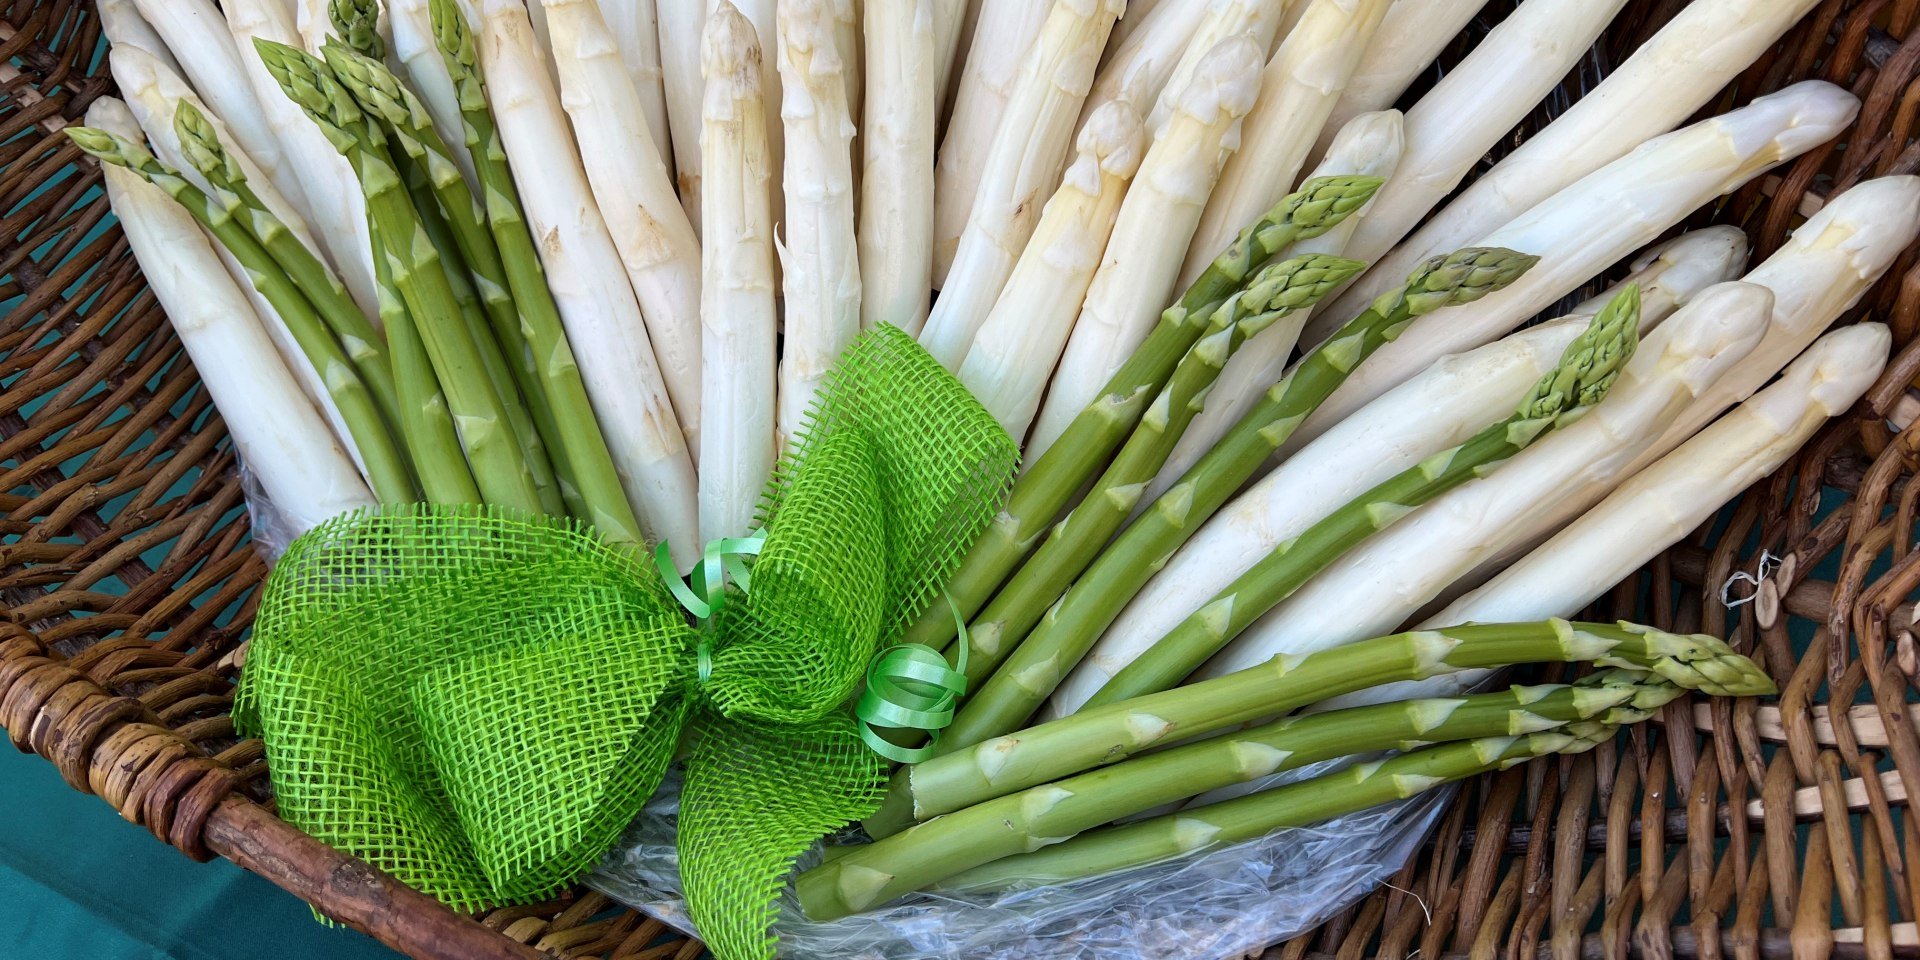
[
  {"xmin": 918, "ymin": 0, "xmax": 1126, "ymax": 369},
  {"xmin": 724, "ymin": 0, "xmax": 785, "ymax": 234},
  {"xmin": 389, "ymin": 0, "xmax": 482, "ymax": 189},
  {"xmin": 1323, "ymin": 0, "xmax": 1828, "ymax": 324},
  {"xmin": 1325, "ymin": 0, "xmax": 1630, "ymax": 278},
  {"xmin": 1025, "ymin": 35, "xmax": 1269, "ymax": 458},
  {"xmin": 1145, "ymin": 0, "xmax": 1290, "ymax": 134},
  {"xmin": 1295, "ymin": 81, "xmax": 1859, "ymax": 446},
  {"xmin": 858, "ymin": 0, "xmax": 936, "ymax": 333},
  {"xmin": 89, "ymin": 97, "xmax": 374, "ymax": 541},
  {"xmin": 222, "ymin": 0, "xmax": 384, "ymax": 320},
  {"xmin": 1308, "ymin": 0, "xmax": 1491, "ymax": 164},
  {"xmin": 1070, "ymin": 0, "xmax": 1212, "ymax": 164},
  {"xmin": 699, "ymin": 2, "xmax": 780, "ymax": 542},
  {"xmin": 659, "ymin": 0, "xmax": 708, "ymax": 230},
  {"xmin": 545, "ymin": 0, "xmax": 704, "ymax": 450},
  {"xmin": 1194, "ymin": 282, "xmax": 1774, "ymax": 684},
  {"xmin": 129, "ymin": 0, "xmax": 309, "ymax": 219},
  {"xmin": 778, "ymin": 0, "xmax": 863, "ymax": 447},
  {"xmin": 475, "ymin": 0, "xmax": 701, "ymax": 559},
  {"xmin": 930, "ymin": 0, "xmax": 1055, "ymax": 283},
  {"xmin": 958, "ymin": 100, "xmax": 1147, "ymax": 440},
  {"xmin": 596, "ymin": 0, "xmax": 673, "ymax": 156},
  {"xmin": 1176, "ymin": 0, "xmax": 1390, "ymax": 288},
  {"xmin": 1044, "ymin": 245, "xmax": 1735, "ymax": 719},
  {"xmin": 1147, "ymin": 108, "xmax": 1404, "ymax": 502}
]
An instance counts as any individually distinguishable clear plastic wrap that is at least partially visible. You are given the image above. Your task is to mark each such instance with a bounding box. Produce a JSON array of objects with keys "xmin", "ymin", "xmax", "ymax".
[{"xmin": 591, "ymin": 764, "xmax": 1451, "ymax": 960}]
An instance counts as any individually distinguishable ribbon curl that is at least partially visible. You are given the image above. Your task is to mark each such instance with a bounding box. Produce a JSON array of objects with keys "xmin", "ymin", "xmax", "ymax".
[{"xmin": 235, "ymin": 327, "xmax": 1018, "ymax": 959}]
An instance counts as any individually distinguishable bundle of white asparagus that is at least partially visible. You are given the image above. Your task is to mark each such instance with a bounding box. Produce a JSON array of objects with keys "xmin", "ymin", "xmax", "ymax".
[{"xmin": 82, "ymin": 0, "xmax": 1903, "ymax": 928}]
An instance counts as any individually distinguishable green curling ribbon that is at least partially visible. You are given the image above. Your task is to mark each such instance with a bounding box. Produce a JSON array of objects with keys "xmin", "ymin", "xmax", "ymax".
[
  {"xmin": 234, "ymin": 327, "xmax": 1018, "ymax": 960},
  {"xmin": 856, "ymin": 597, "xmax": 971, "ymax": 763}
]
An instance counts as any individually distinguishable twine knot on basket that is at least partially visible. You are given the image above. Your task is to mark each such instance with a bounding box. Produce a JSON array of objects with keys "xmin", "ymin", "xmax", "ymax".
[{"xmin": 234, "ymin": 326, "xmax": 1018, "ymax": 960}]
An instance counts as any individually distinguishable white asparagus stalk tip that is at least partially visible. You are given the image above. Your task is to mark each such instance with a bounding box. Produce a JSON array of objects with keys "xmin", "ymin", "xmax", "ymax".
[
  {"xmin": 1193, "ymin": 282, "xmax": 1773, "ymax": 685},
  {"xmin": 1309, "ymin": 0, "xmax": 1492, "ymax": 163},
  {"xmin": 727, "ymin": 0, "xmax": 784, "ymax": 233},
  {"xmin": 89, "ymin": 96, "xmax": 374, "ymax": 539},
  {"xmin": 596, "ymin": 0, "xmax": 673, "ymax": 156},
  {"xmin": 1145, "ymin": 0, "xmax": 1290, "ymax": 135},
  {"xmin": 1176, "ymin": 0, "xmax": 1391, "ymax": 288},
  {"xmin": 1049, "ymin": 262, "xmax": 1704, "ymax": 720},
  {"xmin": 918, "ymin": 0, "xmax": 1126, "ymax": 369},
  {"xmin": 1644, "ymin": 176, "xmax": 1920, "ymax": 465},
  {"xmin": 1024, "ymin": 35, "xmax": 1269, "ymax": 457},
  {"xmin": 929, "ymin": 0, "xmax": 1054, "ymax": 282},
  {"xmin": 98, "ymin": 0, "xmax": 182, "ymax": 75},
  {"xmin": 958, "ymin": 99, "xmax": 1148, "ymax": 440},
  {"xmin": 1072, "ymin": 0, "xmax": 1210, "ymax": 147},
  {"xmin": 699, "ymin": 2, "xmax": 780, "ymax": 542},
  {"xmin": 1323, "ymin": 0, "xmax": 1828, "ymax": 324},
  {"xmin": 778, "ymin": 0, "xmax": 863, "ymax": 447},
  {"xmin": 657, "ymin": 0, "xmax": 707, "ymax": 230},
  {"xmin": 129, "ymin": 0, "xmax": 308, "ymax": 218},
  {"xmin": 476, "ymin": 0, "xmax": 701, "ymax": 559},
  {"xmin": 858, "ymin": 0, "xmax": 936, "ymax": 333},
  {"xmin": 544, "ymin": 0, "xmax": 704, "ymax": 450},
  {"xmin": 1295, "ymin": 81, "xmax": 1859, "ymax": 444},
  {"xmin": 1147, "ymin": 107, "xmax": 1405, "ymax": 501},
  {"xmin": 388, "ymin": 0, "xmax": 481, "ymax": 189},
  {"xmin": 221, "ymin": 0, "xmax": 384, "ymax": 320},
  {"xmin": 1320, "ymin": 0, "xmax": 1630, "ymax": 284}
]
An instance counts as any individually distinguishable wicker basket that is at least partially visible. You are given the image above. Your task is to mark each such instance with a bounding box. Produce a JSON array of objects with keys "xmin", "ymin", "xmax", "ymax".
[{"xmin": 5, "ymin": 0, "xmax": 1920, "ymax": 957}]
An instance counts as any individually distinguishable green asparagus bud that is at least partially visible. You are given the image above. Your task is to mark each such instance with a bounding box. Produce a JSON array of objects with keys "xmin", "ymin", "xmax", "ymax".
[
  {"xmin": 1395, "ymin": 247, "xmax": 1541, "ymax": 316},
  {"xmin": 1212, "ymin": 176, "xmax": 1387, "ymax": 300},
  {"xmin": 171, "ymin": 103, "xmax": 245, "ymax": 203},
  {"xmin": 429, "ymin": 0, "xmax": 480, "ymax": 76},
  {"xmin": 330, "ymin": 0, "xmax": 386, "ymax": 60},
  {"xmin": 253, "ymin": 38, "xmax": 367, "ymax": 151},
  {"xmin": 1522, "ymin": 283, "xmax": 1640, "ymax": 422}
]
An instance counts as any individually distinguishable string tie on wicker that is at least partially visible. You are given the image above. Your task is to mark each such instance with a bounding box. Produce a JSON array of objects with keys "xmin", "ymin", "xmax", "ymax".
[{"xmin": 234, "ymin": 326, "xmax": 1019, "ymax": 960}]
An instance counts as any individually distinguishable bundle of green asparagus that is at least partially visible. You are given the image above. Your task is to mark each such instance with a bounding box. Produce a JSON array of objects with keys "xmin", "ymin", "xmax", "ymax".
[{"xmin": 83, "ymin": 0, "xmax": 1908, "ymax": 955}]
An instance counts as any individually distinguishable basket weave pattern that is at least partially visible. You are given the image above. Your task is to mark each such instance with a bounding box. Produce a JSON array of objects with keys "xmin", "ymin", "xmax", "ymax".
[{"xmin": 5, "ymin": 0, "xmax": 1920, "ymax": 957}]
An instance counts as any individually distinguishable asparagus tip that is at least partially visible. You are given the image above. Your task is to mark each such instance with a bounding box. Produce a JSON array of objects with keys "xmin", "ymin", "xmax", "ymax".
[
  {"xmin": 172, "ymin": 101, "xmax": 245, "ymax": 189},
  {"xmin": 1403, "ymin": 247, "xmax": 1541, "ymax": 316},
  {"xmin": 329, "ymin": 0, "xmax": 386, "ymax": 61},
  {"xmin": 1516, "ymin": 285, "xmax": 1641, "ymax": 424},
  {"xmin": 66, "ymin": 125, "xmax": 149, "ymax": 170},
  {"xmin": 1280, "ymin": 175, "xmax": 1386, "ymax": 241}
]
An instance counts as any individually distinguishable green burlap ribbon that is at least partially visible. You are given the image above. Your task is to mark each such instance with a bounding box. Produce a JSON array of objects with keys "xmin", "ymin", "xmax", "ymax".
[{"xmin": 235, "ymin": 327, "xmax": 1018, "ymax": 959}]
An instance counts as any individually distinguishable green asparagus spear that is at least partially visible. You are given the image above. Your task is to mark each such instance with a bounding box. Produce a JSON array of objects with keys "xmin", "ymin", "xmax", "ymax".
[
  {"xmin": 902, "ymin": 176, "xmax": 1386, "ymax": 652},
  {"xmin": 371, "ymin": 215, "xmax": 481, "ymax": 504},
  {"xmin": 935, "ymin": 723, "xmax": 1622, "ymax": 896},
  {"xmin": 1084, "ymin": 286, "xmax": 1641, "ymax": 707},
  {"xmin": 67, "ymin": 125, "xmax": 418, "ymax": 505},
  {"xmin": 938, "ymin": 248, "xmax": 1545, "ymax": 754},
  {"xmin": 868, "ymin": 619, "xmax": 1771, "ymax": 836},
  {"xmin": 257, "ymin": 39, "xmax": 545, "ymax": 515},
  {"xmin": 329, "ymin": 0, "xmax": 385, "ymax": 60},
  {"xmin": 425, "ymin": 0, "xmax": 650, "ymax": 546},
  {"xmin": 171, "ymin": 100, "xmax": 401, "ymax": 430},
  {"xmin": 801, "ymin": 670, "xmax": 1672, "ymax": 918},
  {"xmin": 947, "ymin": 253, "xmax": 1364, "ymax": 686}
]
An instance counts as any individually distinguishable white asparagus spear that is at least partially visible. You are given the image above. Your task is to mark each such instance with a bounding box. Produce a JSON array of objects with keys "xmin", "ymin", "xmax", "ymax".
[
  {"xmin": 476, "ymin": 0, "xmax": 701, "ymax": 559},
  {"xmin": 933, "ymin": 0, "xmax": 969, "ymax": 109},
  {"xmin": 598, "ymin": 0, "xmax": 673, "ymax": 154},
  {"xmin": 918, "ymin": 0, "xmax": 1126, "ymax": 369},
  {"xmin": 728, "ymin": 0, "xmax": 784, "ymax": 231},
  {"xmin": 1175, "ymin": 0, "xmax": 1390, "ymax": 288},
  {"xmin": 660, "ymin": 0, "xmax": 707, "ymax": 230},
  {"xmin": 1024, "ymin": 35, "xmax": 1267, "ymax": 455},
  {"xmin": 1191, "ymin": 282, "xmax": 1774, "ymax": 684},
  {"xmin": 958, "ymin": 100, "xmax": 1148, "ymax": 439},
  {"xmin": 834, "ymin": 0, "xmax": 864, "ymax": 126},
  {"xmin": 1316, "ymin": 322, "xmax": 1893, "ymax": 715},
  {"xmin": 1145, "ymin": 108, "xmax": 1404, "ymax": 501},
  {"xmin": 699, "ymin": 2, "xmax": 779, "ymax": 541},
  {"xmin": 389, "ymin": 0, "xmax": 481, "ymax": 189},
  {"xmin": 1309, "ymin": 0, "xmax": 1491, "ymax": 163},
  {"xmin": 90, "ymin": 97, "xmax": 374, "ymax": 539},
  {"xmin": 1313, "ymin": 0, "xmax": 1630, "ymax": 282},
  {"xmin": 1070, "ymin": 0, "xmax": 1210, "ymax": 157},
  {"xmin": 930, "ymin": 0, "xmax": 1054, "ymax": 282},
  {"xmin": 129, "ymin": 0, "xmax": 307, "ymax": 219},
  {"xmin": 1145, "ymin": 0, "xmax": 1290, "ymax": 134},
  {"xmin": 778, "ymin": 0, "xmax": 862, "ymax": 446},
  {"xmin": 1107, "ymin": 0, "xmax": 1170, "ymax": 50},
  {"xmin": 1643, "ymin": 176, "xmax": 1920, "ymax": 466},
  {"xmin": 1047, "ymin": 259, "xmax": 1717, "ymax": 719},
  {"xmin": 1321, "ymin": 0, "xmax": 1828, "ymax": 323},
  {"xmin": 858, "ymin": 0, "xmax": 936, "ymax": 333},
  {"xmin": 222, "ymin": 0, "xmax": 384, "ymax": 320},
  {"xmin": 1293, "ymin": 81, "xmax": 1859, "ymax": 446},
  {"xmin": 545, "ymin": 0, "xmax": 704, "ymax": 447},
  {"xmin": 98, "ymin": 0, "xmax": 182, "ymax": 75}
]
